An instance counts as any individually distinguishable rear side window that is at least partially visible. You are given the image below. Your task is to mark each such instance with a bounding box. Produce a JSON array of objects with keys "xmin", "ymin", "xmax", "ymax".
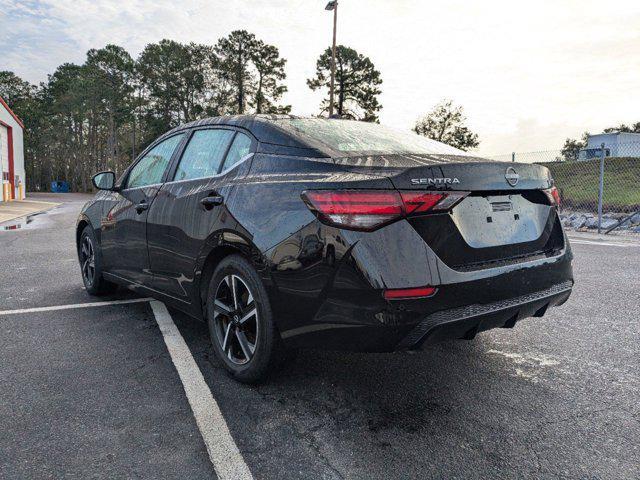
[
  {"xmin": 174, "ymin": 129, "xmax": 235, "ymax": 181},
  {"xmin": 127, "ymin": 134, "xmax": 184, "ymax": 188},
  {"xmin": 221, "ymin": 132, "xmax": 253, "ymax": 172}
]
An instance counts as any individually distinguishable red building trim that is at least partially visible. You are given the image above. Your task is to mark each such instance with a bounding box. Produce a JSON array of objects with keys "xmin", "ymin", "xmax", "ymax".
[
  {"xmin": 0, "ymin": 95, "xmax": 25, "ymax": 129},
  {"xmin": 0, "ymin": 119, "xmax": 15, "ymax": 199},
  {"xmin": 0, "ymin": 96, "xmax": 24, "ymax": 201}
]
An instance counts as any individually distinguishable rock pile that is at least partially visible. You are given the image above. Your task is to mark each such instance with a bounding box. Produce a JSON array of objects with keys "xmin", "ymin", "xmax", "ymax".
[{"xmin": 559, "ymin": 211, "xmax": 640, "ymax": 233}]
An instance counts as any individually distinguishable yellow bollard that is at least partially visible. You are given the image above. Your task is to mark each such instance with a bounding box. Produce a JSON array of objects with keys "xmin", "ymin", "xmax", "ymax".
[{"xmin": 18, "ymin": 183, "xmax": 23, "ymax": 200}]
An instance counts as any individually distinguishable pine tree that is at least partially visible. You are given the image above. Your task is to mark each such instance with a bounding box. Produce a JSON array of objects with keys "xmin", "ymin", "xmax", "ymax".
[
  {"xmin": 215, "ymin": 30, "xmax": 290, "ymax": 115},
  {"xmin": 251, "ymin": 42, "xmax": 290, "ymax": 114},
  {"xmin": 214, "ymin": 31, "xmax": 258, "ymax": 115},
  {"xmin": 307, "ymin": 45, "xmax": 382, "ymax": 122},
  {"xmin": 413, "ymin": 100, "xmax": 479, "ymax": 151}
]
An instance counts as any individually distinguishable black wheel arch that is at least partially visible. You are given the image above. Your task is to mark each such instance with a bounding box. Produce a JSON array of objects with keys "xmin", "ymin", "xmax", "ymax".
[
  {"xmin": 76, "ymin": 214, "xmax": 95, "ymax": 252},
  {"xmin": 195, "ymin": 229, "xmax": 272, "ymax": 320}
]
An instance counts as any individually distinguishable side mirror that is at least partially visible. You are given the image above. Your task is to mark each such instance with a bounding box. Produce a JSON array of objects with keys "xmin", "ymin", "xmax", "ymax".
[{"xmin": 92, "ymin": 171, "xmax": 117, "ymax": 191}]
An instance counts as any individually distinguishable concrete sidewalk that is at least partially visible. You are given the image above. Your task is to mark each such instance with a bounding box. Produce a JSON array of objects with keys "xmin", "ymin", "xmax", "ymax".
[{"xmin": 0, "ymin": 198, "xmax": 60, "ymax": 224}]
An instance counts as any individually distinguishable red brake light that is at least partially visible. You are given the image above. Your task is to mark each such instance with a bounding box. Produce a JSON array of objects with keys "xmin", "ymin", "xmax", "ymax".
[
  {"xmin": 301, "ymin": 190, "xmax": 403, "ymax": 231},
  {"xmin": 544, "ymin": 186, "xmax": 561, "ymax": 207},
  {"xmin": 383, "ymin": 286, "xmax": 437, "ymax": 300},
  {"xmin": 301, "ymin": 189, "xmax": 469, "ymax": 231}
]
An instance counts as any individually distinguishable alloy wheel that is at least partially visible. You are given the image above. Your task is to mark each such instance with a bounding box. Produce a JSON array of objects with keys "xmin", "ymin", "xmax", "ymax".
[
  {"xmin": 80, "ymin": 236, "xmax": 96, "ymax": 286},
  {"xmin": 212, "ymin": 274, "xmax": 259, "ymax": 365}
]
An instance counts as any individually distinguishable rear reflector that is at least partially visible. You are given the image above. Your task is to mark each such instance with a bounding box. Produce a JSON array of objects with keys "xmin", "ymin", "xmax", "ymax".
[
  {"xmin": 383, "ymin": 286, "xmax": 437, "ymax": 300},
  {"xmin": 302, "ymin": 189, "xmax": 469, "ymax": 231}
]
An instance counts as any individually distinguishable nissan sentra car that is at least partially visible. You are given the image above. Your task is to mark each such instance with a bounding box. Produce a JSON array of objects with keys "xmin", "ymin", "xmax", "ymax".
[{"xmin": 77, "ymin": 115, "xmax": 573, "ymax": 382}]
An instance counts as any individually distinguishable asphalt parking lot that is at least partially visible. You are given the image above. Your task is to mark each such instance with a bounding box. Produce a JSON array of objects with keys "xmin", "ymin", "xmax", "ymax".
[{"xmin": 1, "ymin": 193, "xmax": 638, "ymax": 480}]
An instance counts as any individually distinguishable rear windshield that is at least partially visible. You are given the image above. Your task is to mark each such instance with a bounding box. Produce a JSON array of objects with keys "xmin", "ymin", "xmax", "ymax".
[{"xmin": 273, "ymin": 118, "xmax": 470, "ymax": 156}]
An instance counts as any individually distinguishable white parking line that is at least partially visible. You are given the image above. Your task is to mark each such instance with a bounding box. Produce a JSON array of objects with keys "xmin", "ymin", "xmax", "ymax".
[
  {"xmin": 0, "ymin": 297, "xmax": 152, "ymax": 316},
  {"xmin": 150, "ymin": 301, "xmax": 254, "ymax": 480},
  {"xmin": 1, "ymin": 297, "xmax": 253, "ymax": 477},
  {"xmin": 568, "ymin": 239, "xmax": 638, "ymax": 248}
]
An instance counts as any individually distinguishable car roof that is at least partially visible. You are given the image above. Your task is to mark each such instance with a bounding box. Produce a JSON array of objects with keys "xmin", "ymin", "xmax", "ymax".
[{"xmin": 161, "ymin": 114, "xmax": 335, "ymax": 156}]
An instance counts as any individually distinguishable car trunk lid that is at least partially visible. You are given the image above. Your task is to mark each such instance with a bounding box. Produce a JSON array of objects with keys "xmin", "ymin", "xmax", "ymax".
[{"xmin": 334, "ymin": 154, "xmax": 564, "ymax": 270}]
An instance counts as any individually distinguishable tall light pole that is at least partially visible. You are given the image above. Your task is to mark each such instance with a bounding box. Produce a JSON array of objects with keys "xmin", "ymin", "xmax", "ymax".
[{"xmin": 325, "ymin": 1, "xmax": 338, "ymax": 117}]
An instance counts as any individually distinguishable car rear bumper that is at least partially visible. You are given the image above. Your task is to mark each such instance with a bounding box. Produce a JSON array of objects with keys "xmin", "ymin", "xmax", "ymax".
[
  {"xmin": 276, "ymin": 245, "xmax": 574, "ymax": 352},
  {"xmin": 279, "ymin": 281, "xmax": 573, "ymax": 352},
  {"xmin": 396, "ymin": 280, "xmax": 573, "ymax": 350}
]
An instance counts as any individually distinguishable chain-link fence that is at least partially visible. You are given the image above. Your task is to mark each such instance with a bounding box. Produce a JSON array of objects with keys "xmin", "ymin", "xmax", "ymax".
[{"xmin": 487, "ymin": 140, "xmax": 640, "ymax": 235}]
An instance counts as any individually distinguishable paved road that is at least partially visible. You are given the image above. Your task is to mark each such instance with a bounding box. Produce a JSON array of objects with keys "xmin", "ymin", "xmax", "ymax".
[{"xmin": 1, "ymin": 193, "xmax": 638, "ymax": 479}]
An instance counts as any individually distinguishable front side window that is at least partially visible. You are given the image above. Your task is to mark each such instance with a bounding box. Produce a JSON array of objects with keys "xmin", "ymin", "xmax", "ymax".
[
  {"xmin": 221, "ymin": 132, "xmax": 253, "ymax": 173},
  {"xmin": 174, "ymin": 129, "xmax": 235, "ymax": 181},
  {"xmin": 127, "ymin": 134, "xmax": 184, "ymax": 188}
]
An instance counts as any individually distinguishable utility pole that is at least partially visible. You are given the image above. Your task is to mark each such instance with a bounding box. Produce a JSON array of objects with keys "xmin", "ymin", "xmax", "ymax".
[{"xmin": 326, "ymin": 1, "xmax": 338, "ymax": 117}]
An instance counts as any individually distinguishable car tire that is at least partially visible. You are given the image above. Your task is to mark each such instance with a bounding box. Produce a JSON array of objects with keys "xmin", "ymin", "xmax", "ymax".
[
  {"xmin": 78, "ymin": 225, "xmax": 117, "ymax": 296},
  {"xmin": 206, "ymin": 254, "xmax": 286, "ymax": 383}
]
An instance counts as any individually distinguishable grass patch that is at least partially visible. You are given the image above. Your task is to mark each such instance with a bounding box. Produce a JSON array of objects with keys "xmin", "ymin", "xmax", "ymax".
[{"xmin": 539, "ymin": 157, "xmax": 640, "ymax": 213}]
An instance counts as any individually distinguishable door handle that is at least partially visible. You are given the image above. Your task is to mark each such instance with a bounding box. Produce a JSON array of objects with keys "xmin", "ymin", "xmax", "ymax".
[
  {"xmin": 200, "ymin": 195, "xmax": 224, "ymax": 210},
  {"xmin": 135, "ymin": 200, "xmax": 149, "ymax": 214}
]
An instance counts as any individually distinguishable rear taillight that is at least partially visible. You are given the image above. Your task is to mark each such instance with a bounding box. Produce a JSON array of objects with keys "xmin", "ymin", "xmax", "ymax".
[
  {"xmin": 543, "ymin": 186, "xmax": 561, "ymax": 207},
  {"xmin": 301, "ymin": 190, "xmax": 402, "ymax": 231},
  {"xmin": 383, "ymin": 286, "xmax": 437, "ymax": 300},
  {"xmin": 301, "ymin": 189, "xmax": 469, "ymax": 231}
]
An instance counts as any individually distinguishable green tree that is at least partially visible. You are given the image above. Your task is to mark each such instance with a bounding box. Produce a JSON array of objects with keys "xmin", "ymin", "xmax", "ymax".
[
  {"xmin": 561, "ymin": 132, "xmax": 589, "ymax": 161},
  {"xmin": 603, "ymin": 123, "xmax": 640, "ymax": 133},
  {"xmin": 214, "ymin": 30, "xmax": 291, "ymax": 115},
  {"xmin": 44, "ymin": 63, "xmax": 95, "ymax": 191},
  {"xmin": 6, "ymin": 34, "xmax": 292, "ymax": 194},
  {"xmin": 413, "ymin": 100, "xmax": 479, "ymax": 151},
  {"xmin": 0, "ymin": 71, "xmax": 36, "ymax": 116},
  {"xmin": 251, "ymin": 41, "xmax": 290, "ymax": 114},
  {"xmin": 0, "ymin": 71, "xmax": 48, "ymax": 190},
  {"xmin": 214, "ymin": 30, "xmax": 258, "ymax": 114},
  {"xmin": 307, "ymin": 45, "xmax": 382, "ymax": 121},
  {"xmin": 85, "ymin": 45, "xmax": 135, "ymax": 168},
  {"xmin": 19, "ymin": 49, "xmax": 138, "ymax": 192},
  {"xmin": 137, "ymin": 39, "xmax": 224, "ymax": 137},
  {"xmin": 0, "ymin": 71, "xmax": 40, "ymax": 140}
]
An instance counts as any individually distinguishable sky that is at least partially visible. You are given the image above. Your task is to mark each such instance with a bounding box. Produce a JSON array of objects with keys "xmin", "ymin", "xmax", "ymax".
[{"xmin": 1, "ymin": 0, "xmax": 639, "ymax": 155}]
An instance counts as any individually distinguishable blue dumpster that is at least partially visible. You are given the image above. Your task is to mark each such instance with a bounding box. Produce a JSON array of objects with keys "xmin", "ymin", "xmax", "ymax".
[{"xmin": 51, "ymin": 181, "xmax": 70, "ymax": 193}]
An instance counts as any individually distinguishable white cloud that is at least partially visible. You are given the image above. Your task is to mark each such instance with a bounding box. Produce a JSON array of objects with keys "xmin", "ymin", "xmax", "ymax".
[{"xmin": 1, "ymin": 0, "xmax": 639, "ymax": 155}]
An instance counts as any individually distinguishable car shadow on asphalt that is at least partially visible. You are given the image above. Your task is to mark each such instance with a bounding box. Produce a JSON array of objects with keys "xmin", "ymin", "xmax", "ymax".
[{"xmin": 168, "ymin": 306, "xmax": 562, "ymax": 479}]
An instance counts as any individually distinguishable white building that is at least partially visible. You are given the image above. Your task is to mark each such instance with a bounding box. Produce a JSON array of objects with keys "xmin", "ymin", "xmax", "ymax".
[
  {"xmin": 578, "ymin": 132, "xmax": 640, "ymax": 161},
  {"xmin": 0, "ymin": 96, "xmax": 26, "ymax": 201}
]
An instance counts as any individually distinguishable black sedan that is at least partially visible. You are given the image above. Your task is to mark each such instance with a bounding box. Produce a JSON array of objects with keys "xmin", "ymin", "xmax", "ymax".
[{"xmin": 77, "ymin": 115, "xmax": 573, "ymax": 382}]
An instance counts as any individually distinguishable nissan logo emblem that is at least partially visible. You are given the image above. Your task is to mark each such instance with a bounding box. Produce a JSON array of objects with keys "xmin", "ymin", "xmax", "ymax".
[{"xmin": 505, "ymin": 167, "xmax": 519, "ymax": 187}]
